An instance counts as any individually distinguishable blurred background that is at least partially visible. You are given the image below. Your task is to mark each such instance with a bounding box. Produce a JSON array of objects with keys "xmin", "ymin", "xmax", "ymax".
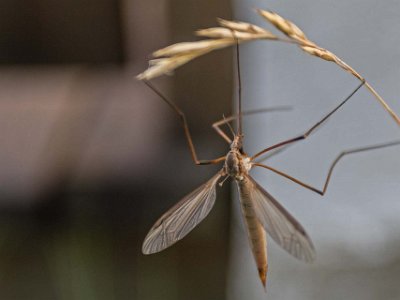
[
  {"xmin": 0, "ymin": 1, "xmax": 399, "ymax": 300},
  {"xmin": 0, "ymin": 1, "xmax": 232, "ymax": 299},
  {"xmin": 230, "ymin": 1, "xmax": 400, "ymax": 300}
]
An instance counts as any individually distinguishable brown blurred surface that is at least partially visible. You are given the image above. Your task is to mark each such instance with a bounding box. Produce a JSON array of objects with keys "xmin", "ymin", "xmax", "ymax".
[
  {"xmin": 0, "ymin": 1, "xmax": 233, "ymax": 299},
  {"xmin": 0, "ymin": 0, "xmax": 123, "ymax": 64}
]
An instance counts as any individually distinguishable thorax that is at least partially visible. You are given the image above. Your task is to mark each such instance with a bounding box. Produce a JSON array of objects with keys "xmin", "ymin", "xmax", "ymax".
[{"xmin": 224, "ymin": 149, "xmax": 252, "ymax": 181}]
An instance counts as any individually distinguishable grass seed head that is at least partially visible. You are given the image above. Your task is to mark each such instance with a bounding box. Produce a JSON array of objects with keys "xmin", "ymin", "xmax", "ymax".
[
  {"xmin": 301, "ymin": 46, "xmax": 336, "ymax": 62},
  {"xmin": 257, "ymin": 9, "xmax": 307, "ymax": 41}
]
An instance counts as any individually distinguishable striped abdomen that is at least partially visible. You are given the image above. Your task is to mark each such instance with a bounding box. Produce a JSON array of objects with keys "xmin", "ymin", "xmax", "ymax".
[{"xmin": 237, "ymin": 177, "xmax": 268, "ymax": 288}]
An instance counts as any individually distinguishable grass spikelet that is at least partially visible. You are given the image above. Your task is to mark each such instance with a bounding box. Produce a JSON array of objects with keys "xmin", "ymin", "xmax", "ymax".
[
  {"xmin": 301, "ymin": 46, "xmax": 335, "ymax": 62},
  {"xmin": 217, "ymin": 18, "xmax": 269, "ymax": 34},
  {"xmin": 153, "ymin": 39, "xmax": 233, "ymax": 58},
  {"xmin": 256, "ymin": 9, "xmax": 307, "ymax": 41}
]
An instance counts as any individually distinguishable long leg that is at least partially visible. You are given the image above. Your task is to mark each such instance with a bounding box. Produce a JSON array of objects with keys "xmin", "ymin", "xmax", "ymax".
[
  {"xmin": 251, "ymin": 80, "xmax": 365, "ymax": 160},
  {"xmin": 144, "ymin": 80, "xmax": 225, "ymax": 165},
  {"xmin": 212, "ymin": 106, "xmax": 292, "ymax": 144},
  {"xmin": 253, "ymin": 140, "xmax": 400, "ymax": 195},
  {"xmin": 255, "ymin": 144, "xmax": 292, "ymax": 164}
]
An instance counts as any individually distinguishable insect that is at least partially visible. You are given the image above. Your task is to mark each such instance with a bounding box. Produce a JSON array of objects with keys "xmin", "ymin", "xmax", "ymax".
[{"xmin": 140, "ymin": 44, "xmax": 400, "ymax": 288}]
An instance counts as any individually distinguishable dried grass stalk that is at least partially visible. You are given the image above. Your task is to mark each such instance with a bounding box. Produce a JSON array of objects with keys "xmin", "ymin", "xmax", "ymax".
[{"xmin": 137, "ymin": 8, "xmax": 400, "ymax": 126}]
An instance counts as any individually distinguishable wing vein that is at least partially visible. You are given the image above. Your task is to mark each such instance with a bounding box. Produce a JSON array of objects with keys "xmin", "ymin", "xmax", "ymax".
[{"xmin": 142, "ymin": 172, "xmax": 221, "ymax": 254}]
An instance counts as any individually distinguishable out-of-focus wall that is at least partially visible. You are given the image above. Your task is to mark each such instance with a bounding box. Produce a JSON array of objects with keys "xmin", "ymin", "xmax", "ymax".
[
  {"xmin": 229, "ymin": 1, "xmax": 400, "ymax": 300},
  {"xmin": 0, "ymin": 1, "xmax": 233, "ymax": 299},
  {"xmin": 0, "ymin": 0, "xmax": 123, "ymax": 63}
]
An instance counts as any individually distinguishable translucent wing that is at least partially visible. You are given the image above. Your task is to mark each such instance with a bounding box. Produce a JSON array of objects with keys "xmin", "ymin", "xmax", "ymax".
[
  {"xmin": 142, "ymin": 172, "xmax": 222, "ymax": 254},
  {"xmin": 238, "ymin": 175, "xmax": 316, "ymax": 262}
]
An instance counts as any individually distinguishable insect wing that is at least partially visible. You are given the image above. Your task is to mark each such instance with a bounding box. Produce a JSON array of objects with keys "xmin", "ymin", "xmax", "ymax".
[
  {"xmin": 142, "ymin": 173, "xmax": 222, "ymax": 254},
  {"xmin": 243, "ymin": 175, "xmax": 316, "ymax": 262}
]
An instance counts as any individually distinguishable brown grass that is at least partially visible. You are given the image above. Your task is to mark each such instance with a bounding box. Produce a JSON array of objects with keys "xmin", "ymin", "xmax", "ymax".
[{"xmin": 137, "ymin": 8, "xmax": 400, "ymax": 126}]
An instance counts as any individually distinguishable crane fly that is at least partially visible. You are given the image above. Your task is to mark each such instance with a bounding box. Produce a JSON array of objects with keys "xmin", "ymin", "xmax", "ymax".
[{"xmin": 140, "ymin": 44, "xmax": 400, "ymax": 288}]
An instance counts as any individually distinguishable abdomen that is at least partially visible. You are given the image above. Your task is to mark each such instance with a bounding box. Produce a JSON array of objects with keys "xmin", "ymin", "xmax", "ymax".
[{"xmin": 237, "ymin": 178, "xmax": 268, "ymax": 287}]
